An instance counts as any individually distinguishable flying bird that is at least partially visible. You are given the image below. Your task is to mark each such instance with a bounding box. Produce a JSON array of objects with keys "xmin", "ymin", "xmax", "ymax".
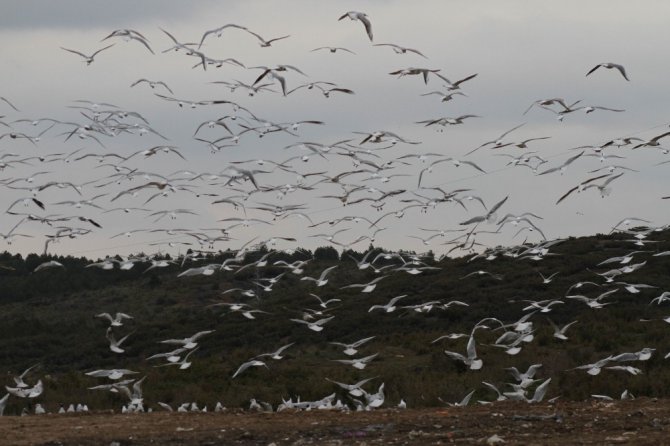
[
  {"xmin": 586, "ymin": 62, "xmax": 629, "ymax": 81},
  {"xmin": 61, "ymin": 44, "xmax": 115, "ymax": 65},
  {"xmin": 338, "ymin": 11, "xmax": 373, "ymax": 41}
]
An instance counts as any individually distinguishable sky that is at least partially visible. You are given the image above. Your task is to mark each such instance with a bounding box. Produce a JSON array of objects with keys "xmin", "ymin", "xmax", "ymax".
[{"xmin": 1, "ymin": 0, "xmax": 669, "ymax": 259}]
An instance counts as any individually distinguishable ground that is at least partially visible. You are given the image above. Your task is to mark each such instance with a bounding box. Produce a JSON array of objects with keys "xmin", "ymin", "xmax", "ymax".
[{"xmin": 2, "ymin": 399, "xmax": 669, "ymax": 445}]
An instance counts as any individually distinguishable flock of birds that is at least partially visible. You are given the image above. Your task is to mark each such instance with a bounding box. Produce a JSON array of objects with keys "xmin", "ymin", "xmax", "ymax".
[{"xmin": 1, "ymin": 8, "xmax": 670, "ymax": 416}]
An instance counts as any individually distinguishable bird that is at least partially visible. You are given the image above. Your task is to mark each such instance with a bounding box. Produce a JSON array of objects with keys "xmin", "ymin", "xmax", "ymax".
[
  {"xmin": 369, "ymin": 295, "xmax": 406, "ymax": 313},
  {"xmin": 311, "ymin": 46, "xmax": 356, "ymax": 54},
  {"xmin": 61, "ymin": 44, "xmax": 115, "ymax": 65},
  {"xmin": 197, "ymin": 24, "xmax": 248, "ymax": 48},
  {"xmin": 96, "ymin": 312, "xmax": 133, "ymax": 327},
  {"xmin": 444, "ymin": 333, "xmax": 483, "ymax": 370},
  {"xmin": 130, "ymin": 79, "xmax": 174, "ymax": 94},
  {"xmin": 255, "ymin": 343, "xmax": 295, "ymax": 360},
  {"xmin": 330, "ymin": 336, "xmax": 376, "ymax": 356},
  {"xmin": 105, "ymin": 327, "xmax": 132, "ymax": 354},
  {"xmin": 85, "ymin": 369, "xmax": 138, "ymax": 380},
  {"xmin": 6, "ymin": 379, "xmax": 43, "ymax": 398},
  {"xmin": 159, "ymin": 330, "xmax": 214, "ymax": 349},
  {"xmin": 300, "ymin": 265, "xmax": 338, "ymax": 287},
  {"xmin": 333, "ymin": 352, "xmax": 379, "ymax": 370},
  {"xmin": 245, "ymin": 29, "xmax": 290, "ymax": 47},
  {"xmin": 12, "ymin": 364, "xmax": 40, "ymax": 389},
  {"xmin": 374, "ymin": 43, "xmax": 427, "ymax": 58},
  {"xmin": 586, "ymin": 63, "xmax": 629, "ymax": 81},
  {"xmin": 548, "ymin": 319, "xmax": 578, "ymax": 341},
  {"xmin": 0, "ymin": 393, "xmax": 7, "ymax": 416},
  {"xmin": 33, "ymin": 260, "xmax": 65, "ymax": 273},
  {"xmin": 101, "ymin": 29, "xmax": 154, "ymax": 54},
  {"xmin": 290, "ymin": 316, "xmax": 334, "ymax": 332},
  {"xmin": 326, "ymin": 377, "xmax": 377, "ymax": 397},
  {"xmin": 232, "ymin": 360, "xmax": 268, "ymax": 378},
  {"xmin": 341, "ymin": 275, "xmax": 388, "ymax": 293},
  {"xmin": 338, "ymin": 11, "xmax": 373, "ymax": 41}
]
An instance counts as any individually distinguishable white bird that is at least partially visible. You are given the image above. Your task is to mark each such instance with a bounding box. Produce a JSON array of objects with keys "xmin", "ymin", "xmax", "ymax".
[
  {"xmin": 33, "ymin": 260, "xmax": 65, "ymax": 273},
  {"xmin": 310, "ymin": 293, "xmax": 341, "ymax": 308},
  {"xmin": 96, "ymin": 312, "xmax": 133, "ymax": 327},
  {"xmin": 326, "ymin": 377, "xmax": 376, "ymax": 397},
  {"xmin": 338, "ymin": 11, "xmax": 373, "ymax": 41},
  {"xmin": 369, "ymin": 295, "xmax": 406, "ymax": 313},
  {"xmin": 6, "ymin": 380, "xmax": 43, "ymax": 398},
  {"xmin": 0, "ymin": 393, "xmax": 8, "ymax": 416},
  {"xmin": 446, "ymin": 390, "xmax": 475, "ymax": 407},
  {"xmin": 330, "ymin": 336, "xmax": 376, "ymax": 356},
  {"xmin": 586, "ymin": 62, "xmax": 629, "ymax": 81},
  {"xmin": 444, "ymin": 334, "xmax": 483, "ymax": 370},
  {"xmin": 374, "ymin": 43, "xmax": 426, "ymax": 58},
  {"xmin": 290, "ymin": 316, "xmax": 334, "ymax": 332},
  {"xmin": 548, "ymin": 319, "xmax": 578, "ymax": 341},
  {"xmin": 341, "ymin": 275, "xmax": 388, "ymax": 293},
  {"xmin": 155, "ymin": 348, "xmax": 199, "ymax": 370},
  {"xmin": 106, "ymin": 327, "xmax": 132, "ymax": 354},
  {"xmin": 12, "ymin": 364, "xmax": 40, "ymax": 388},
  {"xmin": 333, "ymin": 352, "xmax": 379, "ymax": 370},
  {"xmin": 300, "ymin": 265, "xmax": 338, "ymax": 287},
  {"xmin": 61, "ymin": 44, "xmax": 115, "ymax": 65},
  {"xmin": 85, "ymin": 369, "xmax": 139, "ymax": 380},
  {"xmin": 255, "ymin": 343, "xmax": 295, "ymax": 360},
  {"xmin": 159, "ymin": 330, "xmax": 214, "ymax": 349},
  {"xmin": 232, "ymin": 360, "xmax": 268, "ymax": 379}
]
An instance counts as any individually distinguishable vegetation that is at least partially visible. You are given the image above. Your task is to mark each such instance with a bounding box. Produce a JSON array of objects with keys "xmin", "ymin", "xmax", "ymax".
[{"xmin": 1, "ymin": 229, "xmax": 669, "ymax": 414}]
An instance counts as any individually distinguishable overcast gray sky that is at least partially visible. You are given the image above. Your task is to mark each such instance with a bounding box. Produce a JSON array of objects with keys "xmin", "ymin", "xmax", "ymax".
[{"xmin": 1, "ymin": 0, "xmax": 668, "ymax": 259}]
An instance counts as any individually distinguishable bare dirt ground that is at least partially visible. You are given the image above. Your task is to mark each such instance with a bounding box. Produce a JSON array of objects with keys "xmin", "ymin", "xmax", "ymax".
[{"xmin": 2, "ymin": 399, "xmax": 670, "ymax": 445}]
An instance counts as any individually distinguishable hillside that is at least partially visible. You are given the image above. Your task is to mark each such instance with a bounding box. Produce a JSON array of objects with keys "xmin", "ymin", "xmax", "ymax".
[{"xmin": 1, "ymin": 227, "xmax": 669, "ymax": 414}]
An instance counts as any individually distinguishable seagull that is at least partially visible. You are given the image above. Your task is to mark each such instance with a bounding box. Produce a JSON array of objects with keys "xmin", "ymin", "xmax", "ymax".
[
  {"xmin": 101, "ymin": 29, "xmax": 154, "ymax": 54},
  {"xmin": 197, "ymin": 23, "xmax": 248, "ymax": 48},
  {"xmin": 242, "ymin": 28, "xmax": 289, "ymax": 47},
  {"xmin": 369, "ymin": 295, "xmax": 406, "ymax": 313},
  {"xmin": 106, "ymin": 327, "xmax": 133, "ymax": 354},
  {"xmin": 333, "ymin": 352, "xmax": 379, "ymax": 370},
  {"xmin": 255, "ymin": 343, "xmax": 295, "ymax": 360},
  {"xmin": 548, "ymin": 319, "xmax": 578, "ymax": 340},
  {"xmin": 444, "ymin": 333, "xmax": 483, "ymax": 370},
  {"xmin": 311, "ymin": 46, "xmax": 356, "ymax": 55},
  {"xmin": 0, "ymin": 393, "xmax": 7, "ymax": 416},
  {"xmin": 586, "ymin": 63, "xmax": 629, "ymax": 81},
  {"xmin": 159, "ymin": 330, "xmax": 214, "ymax": 349},
  {"xmin": 326, "ymin": 377, "xmax": 376, "ymax": 397},
  {"xmin": 310, "ymin": 293, "xmax": 341, "ymax": 308},
  {"xmin": 232, "ymin": 359, "xmax": 268, "ymax": 378},
  {"xmin": 445, "ymin": 389, "xmax": 475, "ymax": 407},
  {"xmin": 96, "ymin": 312, "xmax": 133, "ymax": 327},
  {"xmin": 341, "ymin": 275, "xmax": 388, "ymax": 293},
  {"xmin": 6, "ymin": 380, "xmax": 43, "ymax": 398},
  {"xmin": 338, "ymin": 11, "xmax": 373, "ymax": 41},
  {"xmin": 12, "ymin": 364, "xmax": 40, "ymax": 389},
  {"xmin": 374, "ymin": 43, "xmax": 427, "ymax": 58},
  {"xmin": 154, "ymin": 348, "xmax": 199, "ymax": 370},
  {"xmin": 555, "ymin": 174, "xmax": 611, "ymax": 204},
  {"xmin": 300, "ymin": 265, "xmax": 338, "ymax": 287},
  {"xmin": 33, "ymin": 260, "xmax": 65, "ymax": 273},
  {"xmin": 85, "ymin": 369, "xmax": 139, "ymax": 380},
  {"xmin": 130, "ymin": 79, "xmax": 174, "ymax": 94},
  {"xmin": 538, "ymin": 151, "xmax": 584, "ymax": 176},
  {"xmin": 61, "ymin": 44, "xmax": 115, "ymax": 65},
  {"xmin": 290, "ymin": 316, "xmax": 334, "ymax": 332},
  {"xmin": 330, "ymin": 336, "xmax": 376, "ymax": 356}
]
